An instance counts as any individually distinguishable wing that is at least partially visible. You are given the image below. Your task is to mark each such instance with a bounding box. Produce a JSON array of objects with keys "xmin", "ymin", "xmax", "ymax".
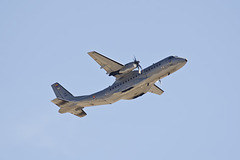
[
  {"xmin": 149, "ymin": 84, "xmax": 164, "ymax": 95},
  {"xmin": 88, "ymin": 51, "xmax": 123, "ymax": 74}
]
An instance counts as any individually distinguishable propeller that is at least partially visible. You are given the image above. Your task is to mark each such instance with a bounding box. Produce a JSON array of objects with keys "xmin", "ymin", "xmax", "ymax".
[{"xmin": 133, "ymin": 56, "xmax": 142, "ymax": 74}]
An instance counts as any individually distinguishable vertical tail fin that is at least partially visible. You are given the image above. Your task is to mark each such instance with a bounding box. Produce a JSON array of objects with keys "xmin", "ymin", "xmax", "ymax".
[{"xmin": 51, "ymin": 82, "xmax": 74, "ymax": 100}]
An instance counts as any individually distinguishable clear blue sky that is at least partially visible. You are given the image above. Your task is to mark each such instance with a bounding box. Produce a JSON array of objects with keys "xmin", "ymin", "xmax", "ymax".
[{"xmin": 1, "ymin": 0, "xmax": 240, "ymax": 160}]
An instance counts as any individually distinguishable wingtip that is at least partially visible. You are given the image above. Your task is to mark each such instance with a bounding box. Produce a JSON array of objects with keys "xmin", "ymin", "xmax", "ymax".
[{"xmin": 88, "ymin": 51, "xmax": 97, "ymax": 55}]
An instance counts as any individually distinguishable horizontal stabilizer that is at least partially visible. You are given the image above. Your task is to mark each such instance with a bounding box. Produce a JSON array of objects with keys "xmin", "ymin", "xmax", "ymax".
[
  {"xmin": 51, "ymin": 98, "xmax": 87, "ymax": 118},
  {"xmin": 51, "ymin": 98, "xmax": 75, "ymax": 108},
  {"xmin": 70, "ymin": 108, "xmax": 87, "ymax": 118}
]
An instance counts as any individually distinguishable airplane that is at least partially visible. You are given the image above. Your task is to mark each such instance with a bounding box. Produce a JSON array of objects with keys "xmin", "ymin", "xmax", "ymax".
[{"xmin": 51, "ymin": 51, "xmax": 187, "ymax": 118}]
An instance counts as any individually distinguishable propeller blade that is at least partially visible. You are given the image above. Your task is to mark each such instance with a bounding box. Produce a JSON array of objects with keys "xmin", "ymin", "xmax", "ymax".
[
  {"xmin": 139, "ymin": 64, "xmax": 142, "ymax": 70},
  {"xmin": 138, "ymin": 66, "xmax": 142, "ymax": 74},
  {"xmin": 133, "ymin": 56, "xmax": 136, "ymax": 62},
  {"xmin": 133, "ymin": 56, "xmax": 142, "ymax": 74}
]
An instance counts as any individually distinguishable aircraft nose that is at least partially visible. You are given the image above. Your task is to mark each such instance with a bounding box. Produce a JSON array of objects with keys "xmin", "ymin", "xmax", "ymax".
[
  {"xmin": 178, "ymin": 57, "xmax": 187, "ymax": 66},
  {"xmin": 179, "ymin": 58, "xmax": 187, "ymax": 63}
]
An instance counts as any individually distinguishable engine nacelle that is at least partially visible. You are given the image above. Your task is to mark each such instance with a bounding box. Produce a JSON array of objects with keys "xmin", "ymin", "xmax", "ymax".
[
  {"xmin": 119, "ymin": 62, "xmax": 137, "ymax": 74},
  {"xmin": 109, "ymin": 62, "xmax": 137, "ymax": 76}
]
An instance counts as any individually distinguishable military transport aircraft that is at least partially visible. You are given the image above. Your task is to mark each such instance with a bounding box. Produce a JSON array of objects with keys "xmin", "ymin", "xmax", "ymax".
[{"xmin": 51, "ymin": 51, "xmax": 187, "ymax": 118}]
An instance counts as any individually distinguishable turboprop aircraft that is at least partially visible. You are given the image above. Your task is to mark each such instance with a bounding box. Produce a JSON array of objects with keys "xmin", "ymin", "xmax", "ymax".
[{"xmin": 51, "ymin": 51, "xmax": 187, "ymax": 118}]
